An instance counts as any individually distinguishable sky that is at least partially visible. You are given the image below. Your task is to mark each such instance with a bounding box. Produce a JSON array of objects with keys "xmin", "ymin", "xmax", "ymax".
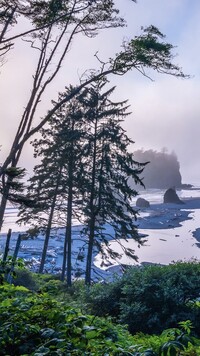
[{"xmin": 0, "ymin": 0, "xmax": 200, "ymax": 184}]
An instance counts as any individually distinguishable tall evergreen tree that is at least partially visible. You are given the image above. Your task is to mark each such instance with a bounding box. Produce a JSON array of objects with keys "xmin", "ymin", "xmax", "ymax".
[
  {"xmin": 18, "ymin": 81, "xmax": 145, "ymax": 285},
  {"xmin": 18, "ymin": 87, "xmax": 88, "ymax": 281},
  {"xmin": 77, "ymin": 81, "xmax": 145, "ymax": 285},
  {"xmin": 17, "ymin": 80, "xmax": 143, "ymax": 285}
]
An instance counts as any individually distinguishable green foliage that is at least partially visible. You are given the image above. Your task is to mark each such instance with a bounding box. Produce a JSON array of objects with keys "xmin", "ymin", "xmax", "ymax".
[
  {"xmin": 13, "ymin": 268, "xmax": 39, "ymax": 291},
  {"xmin": 5, "ymin": 167, "xmax": 26, "ymax": 178},
  {"xmin": 160, "ymin": 322, "xmax": 195, "ymax": 355},
  {"xmin": 0, "ymin": 283, "xmax": 136, "ymax": 355},
  {"xmin": 114, "ymin": 25, "xmax": 187, "ymax": 78},
  {"xmin": 0, "ymin": 257, "xmax": 26, "ymax": 285},
  {"xmin": 13, "ymin": 271, "xmax": 93, "ymax": 306},
  {"xmin": 86, "ymin": 262, "xmax": 200, "ymax": 335},
  {"xmin": 40, "ymin": 278, "xmax": 66, "ymax": 296},
  {"xmin": 1, "ymin": 166, "xmax": 27, "ymax": 203},
  {"xmin": 1, "ymin": 276, "xmax": 200, "ymax": 355}
]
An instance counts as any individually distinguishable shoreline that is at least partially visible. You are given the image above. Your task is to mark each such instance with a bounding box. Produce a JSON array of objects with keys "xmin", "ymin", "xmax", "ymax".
[
  {"xmin": 94, "ymin": 197, "xmax": 200, "ymax": 277},
  {"xmin": 1, "ymin": 196, "xmax": 200, "ymax": 281},
  {"xmin": 135, "ymin": 197, "xmax": 200, "ymax": 230}
]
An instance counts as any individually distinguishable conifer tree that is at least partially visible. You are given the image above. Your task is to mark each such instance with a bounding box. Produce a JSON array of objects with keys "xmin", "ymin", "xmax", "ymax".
[
  {"xmin": 18, "ymin": 87, "xmax": 88, "ymax": 281},
  {"xmin": 18, "ymin": 81, "xmax": 146, "ymax": 284},
  {"xmin": 77, "ymin": 81, "xmax": 145, "ymax": 285}
]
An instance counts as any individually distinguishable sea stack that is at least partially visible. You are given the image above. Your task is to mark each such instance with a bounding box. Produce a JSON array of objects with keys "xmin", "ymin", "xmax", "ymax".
[{"xmin": 163, "ymin": 188, "xmax": 184, "ymax": 204}]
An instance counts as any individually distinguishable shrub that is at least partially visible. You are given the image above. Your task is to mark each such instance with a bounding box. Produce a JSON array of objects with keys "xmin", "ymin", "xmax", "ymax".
[
  {"xmin": 13, "ymin": 269, "xmax": 39, "ymax": 290},
  {"xmin": 85, "ymin": 278, "xmax": 124, "ymax": 317},
  {"xmin": 0, "ymin": 257, "xmax": 26, "ymax": 285},
  {"xmin": 0, "ymin": 283, "xmax": 136, "ymax": 355},
  {"xmin": 0, "ymin": 282, "xmax": 200, "ymax": 355},
  {"xmin": 86, "ymin": 262, "xmax": 200, "ymax": 335}
]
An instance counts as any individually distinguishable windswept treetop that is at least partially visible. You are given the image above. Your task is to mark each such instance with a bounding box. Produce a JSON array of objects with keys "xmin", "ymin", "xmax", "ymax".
[{"xmin": 0, "ymin": 0, "xmax": 128, "ymax": 53}]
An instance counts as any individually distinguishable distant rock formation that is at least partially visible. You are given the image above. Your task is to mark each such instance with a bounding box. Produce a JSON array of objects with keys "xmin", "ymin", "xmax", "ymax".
[
  {"xmin": 136, "ymin": 197, "xmax": 150, "ymax": 208},
  {"xmin": 129, "ymin": 149, "xmax": 182, "ymax": 189},
  {"xmin": 163, "ymin": 188, "xmax": 184, "ymax": 204}
]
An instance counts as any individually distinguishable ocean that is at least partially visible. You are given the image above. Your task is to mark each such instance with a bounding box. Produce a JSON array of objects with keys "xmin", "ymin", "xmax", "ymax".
[{"xmin": 1, "ymin": 186, "xmax": 200, "ymax": 278}]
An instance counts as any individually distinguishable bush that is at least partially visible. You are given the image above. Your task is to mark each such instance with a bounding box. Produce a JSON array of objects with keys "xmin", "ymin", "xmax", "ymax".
[
  {"xmin": 0, "ymin": 281, "xmax": 200, "ymax": 355},
  {"xmin": 13, "ymin": 269, "xmax": 39, "ymax": 290},
  {"xmin": 0, "ymin": 283, "xmax": 138, "ymax": 355},
  {"xmin": 86, "ymin": 262, "xmax": 200, "ymax": 335},
  {"xmin": 85, "ymin": 278, "xmax": 124, "ymax": 317},
  {"xmin": 0, "ymin": 257, "xmax": 26, "ymax": 285}
]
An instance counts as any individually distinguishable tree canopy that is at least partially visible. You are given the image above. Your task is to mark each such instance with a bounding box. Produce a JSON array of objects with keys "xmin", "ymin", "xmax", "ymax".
[{"xmin": 17, "ymin": 81, "xmax": 145, "ymax": 284}]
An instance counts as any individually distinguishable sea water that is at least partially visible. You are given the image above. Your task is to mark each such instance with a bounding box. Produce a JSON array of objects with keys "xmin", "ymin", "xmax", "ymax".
[
  {"xmin": 1, "ymin": 186, "xmax": 200, "ymax": 271},
  {"xmin": 95, "ymin": 186, "xmax": 200, "ymax": 268},
  {"xmin": 94, "ymin": 208, "xmax": 200, "ymax": 269}
]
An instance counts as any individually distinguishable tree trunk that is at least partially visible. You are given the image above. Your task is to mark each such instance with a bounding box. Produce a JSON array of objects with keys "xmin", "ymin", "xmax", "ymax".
[
  {"xmin": 85, "ymin": 116, "xmax": 98, "ymax": 285},
  {"xmin": 3, "ymin": 228, "xmax": 12, "ymax": 262},
  {"xmin": 38, "ymin": 202, "xmax": 55, "ymax": 274},
  {"xmin": 0, "ymin": 5, "xmax": 17, "ymax": 44},
  {"xmin": 6, "ymin": 233, "xmax": 21, "ymax": 284},
  {"xmin": 61, "ymin": 133, "xmax": 74, "ymax": 284},
  {"xmin": 61, "ymin": 183, "xmax": 73, "ymax": 284},
  {"xmin": 66, "ymin": 188, "xmax": 73, "ymax": 286},
  {"xmin": 0, "ymin": 192, "xmax": 8, "ymax": 231},
  {"xmin": 39, "ymin": 166, "xmax": 62, "ymax": 273},
  {"xmin": 85, "ymin": 218, "xmax": 95, "ymax": 285},
  {"xmin": 0, "ymin": 175, "xmax": 13, "ymax": 231}
]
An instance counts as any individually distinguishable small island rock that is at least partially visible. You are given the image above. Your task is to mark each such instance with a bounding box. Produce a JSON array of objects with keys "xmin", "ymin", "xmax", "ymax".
[
  {"xmin": 136, "ymin": 197, "xmax": 150, "ymax": 208},
  {"xmin": 163, "ymin": 188, "xmax": 184, "ymax": 204}
]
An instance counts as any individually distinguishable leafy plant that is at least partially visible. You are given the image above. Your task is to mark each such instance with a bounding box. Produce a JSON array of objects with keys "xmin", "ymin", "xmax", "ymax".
[
  {"xmin": 0, "ymin": 283, "xmax": 136, "ymax": 355},
  {"xmin": 0, "ymin": 257, "xmax": 26, "ymax": 285},
  {"xmin": 1, "ymin": 280, "xmax": 200, "ymax": 355},
  {"xmin": 86, "ymin": 262, "xmax": 200, "ymax": 335}
]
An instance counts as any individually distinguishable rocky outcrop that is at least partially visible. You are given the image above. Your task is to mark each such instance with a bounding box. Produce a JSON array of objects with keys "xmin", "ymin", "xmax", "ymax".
[
  {"xmin": 129, "ymin": 149, "xmax": 182, "ymax": 189},
  {"xmin": 163, "ymin": 188, "xmax": 184, "ymax": 204},
  {"xmin": 136, "ymin": 197, "xmax": 150, "ymax": 208}
]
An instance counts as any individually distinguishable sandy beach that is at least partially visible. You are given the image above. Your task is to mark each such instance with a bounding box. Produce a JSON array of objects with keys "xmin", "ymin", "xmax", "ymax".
[
  {"xmin": 137, "ymin": 197, "xmax": 200, "ymax": 230},
  {"xmin": 1, "ymin": 195, "xmax": 200, "ymax": 281},
  {"xmin": 94, "ymin": 196, "xmax": 200, "ymax": 278}
]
